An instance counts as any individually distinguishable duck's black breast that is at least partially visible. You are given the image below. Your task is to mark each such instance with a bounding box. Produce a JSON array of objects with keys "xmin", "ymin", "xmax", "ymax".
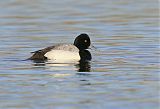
[{"xmin": 79, "ymin": 50, "xmax": 92, "ymax": 61}]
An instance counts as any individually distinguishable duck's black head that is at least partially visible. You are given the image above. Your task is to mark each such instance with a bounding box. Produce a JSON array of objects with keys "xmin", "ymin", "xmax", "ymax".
[{"xmin": 74, "ymin": 33, "xmax": 91, "ymax": 50}]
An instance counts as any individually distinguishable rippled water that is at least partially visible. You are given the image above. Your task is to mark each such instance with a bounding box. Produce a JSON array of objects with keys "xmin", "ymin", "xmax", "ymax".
[{"xmin": 0, "ymin": 0, "xmax": 159, "ymax": 109}]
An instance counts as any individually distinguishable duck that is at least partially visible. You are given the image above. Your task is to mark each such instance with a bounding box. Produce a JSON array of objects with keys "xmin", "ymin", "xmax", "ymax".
[{"xmin": 28, "ymin": 33, "xmax": 92, "ymax": 63}]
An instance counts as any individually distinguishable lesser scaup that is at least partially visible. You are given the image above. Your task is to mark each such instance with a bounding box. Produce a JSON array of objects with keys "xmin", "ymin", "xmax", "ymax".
[{"xmin": 29, "ymin": 33, "xmax": 92, "ymax": 62}]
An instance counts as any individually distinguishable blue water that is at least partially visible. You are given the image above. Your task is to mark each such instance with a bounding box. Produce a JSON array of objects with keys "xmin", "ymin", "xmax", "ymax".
[{"xmin": 0, "ymin": 0, "xmax": 159, "ymax": 109}]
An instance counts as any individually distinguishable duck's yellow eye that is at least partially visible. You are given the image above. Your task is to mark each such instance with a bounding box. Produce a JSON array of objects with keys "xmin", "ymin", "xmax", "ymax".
[{"xmin": 84, "ymin": 40, "xmax": 87, "ymax": 42}]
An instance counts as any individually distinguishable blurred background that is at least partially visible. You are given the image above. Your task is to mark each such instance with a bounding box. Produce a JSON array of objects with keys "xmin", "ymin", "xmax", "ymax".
[{"xmin": 0, "ymin": 0, "xmax": 159, "ymax": 109}]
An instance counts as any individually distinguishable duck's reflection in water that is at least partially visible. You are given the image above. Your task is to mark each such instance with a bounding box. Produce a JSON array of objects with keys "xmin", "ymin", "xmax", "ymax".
[
  {"xmin": 31, "ymin": 50, "xmax": 92, "ymax": 72},
  {"xmin": 75, "ymin": 60, "xmax": 91, "ymax": 72}
]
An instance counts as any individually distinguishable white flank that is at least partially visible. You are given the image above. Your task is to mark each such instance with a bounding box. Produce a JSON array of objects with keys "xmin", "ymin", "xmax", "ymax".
[{"xmin": 44, "ymin": 50, "xmax": 80, "ymax": 63}]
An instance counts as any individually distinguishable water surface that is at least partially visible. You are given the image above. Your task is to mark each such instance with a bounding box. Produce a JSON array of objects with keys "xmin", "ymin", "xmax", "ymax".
[{"xmin": 0, "ymin": 0, "xmax": 159, "ymax": 109}]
